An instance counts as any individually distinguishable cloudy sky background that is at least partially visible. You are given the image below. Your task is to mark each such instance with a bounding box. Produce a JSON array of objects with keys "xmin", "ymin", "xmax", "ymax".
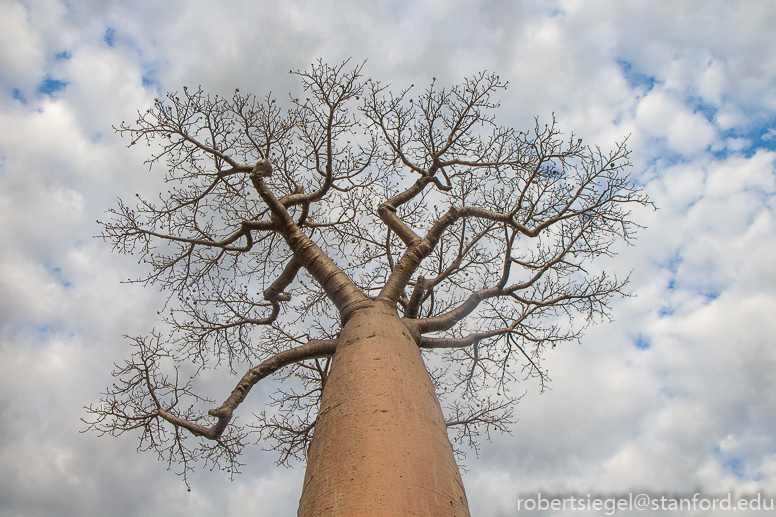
[{"xmin": 2, "ymin": 0, "xmax": 776, "ymax": 515}]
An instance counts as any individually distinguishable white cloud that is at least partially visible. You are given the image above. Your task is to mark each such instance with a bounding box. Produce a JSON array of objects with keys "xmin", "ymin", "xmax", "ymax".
[
  {"xmin": 634, "ymin": 89, "xmax": 718, "ymax": 155},
  {"xmin": 0, "ymin": 1, "xmax": 45, "ymax": 91}
]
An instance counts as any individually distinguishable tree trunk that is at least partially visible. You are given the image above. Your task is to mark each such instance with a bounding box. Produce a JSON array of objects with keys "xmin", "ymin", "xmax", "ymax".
[{"xmin": 297, "ymin": 301, "xmax": 470, "ymax": 516}]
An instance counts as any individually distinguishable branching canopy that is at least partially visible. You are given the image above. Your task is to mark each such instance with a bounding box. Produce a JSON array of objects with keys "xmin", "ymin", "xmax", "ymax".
[{"xmin": 85, "ymin": 61, "xmax": 651, "ymax": 482}]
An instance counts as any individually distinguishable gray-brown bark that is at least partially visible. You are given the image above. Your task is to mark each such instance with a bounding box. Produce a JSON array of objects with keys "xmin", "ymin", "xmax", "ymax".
[{"xmin": 85, "ymin": 61, "xmax": 651, "ymax": 513}]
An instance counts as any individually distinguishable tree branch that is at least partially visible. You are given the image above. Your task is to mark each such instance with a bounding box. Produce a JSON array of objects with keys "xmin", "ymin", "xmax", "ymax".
[
  {"xmin": 250, "ymin": 161, "xmax": 370, "ymax": 321},
  {"xmin": 404, "ymin": 276, "xmax": 426, "ymax": 319},
  {"xmin": 159, "ymin": 339, "xmax": 336, "ymax": 440}
]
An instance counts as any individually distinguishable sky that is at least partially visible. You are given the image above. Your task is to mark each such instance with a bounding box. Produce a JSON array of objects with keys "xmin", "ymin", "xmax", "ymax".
[{"xmin": 1, "ymin": 0, "xmax": 776, "ymax": 515}]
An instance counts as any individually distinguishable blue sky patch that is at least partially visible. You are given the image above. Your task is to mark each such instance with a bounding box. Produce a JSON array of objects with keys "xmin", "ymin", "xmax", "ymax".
[
  {"xmin": 663, "ymin": 252, "xmax": 682, "ymax": 274},
  {"xmin": 33, "ymin": 324, "xmax": 56, "ymax": 342},
  {"xmin": 753, "ymin": 125, "xmax": 776, "ymax": 153},
  {"xmin": 51, "ymin": 267, "xmax": 74, "ymax": 289},
  {"xmin": 634, "ymin": 334, "xmax": 651, "ymax": 350},
  {"xmin": 723, "ymin": 458, "xmax": 744, "ymax": 478},
  {"xmin": 658, "ymin": 252, "xmax": 682, "ymax": 293},
  {"xmin": 12, "ymin": 88, "xmax": 27, "ymax": 104},
  {"xmin": 104, "ymin": 27, "xmax": 116, "ymax": 47},
  {"xmin": 714, "ymin": 118, "xmax": 776, "ymax": 157},
  {"xmin": 55, "ymin": 50, "xmax": 72, "ymax": 60},
  {"xmin": 36, "ymin": 76, "xmax": 68, "ymax": 96},
  {"xmin": 690, "ymin": 97, "xmax": 718, "ymax": 125},
  {"xmin": 712, "ymin": 445, "xmax": 749, "ymax": 480},
  {"xmin": 642, "ymin": 145, "xmax": 690, "ymax": 169},
  {"xmin": 617, "ymin": 59, "xmax": 657, "ymax": 91},
  {"xmin": 142, "ymin": 75, "xmax": 160, "ymax": 89}
]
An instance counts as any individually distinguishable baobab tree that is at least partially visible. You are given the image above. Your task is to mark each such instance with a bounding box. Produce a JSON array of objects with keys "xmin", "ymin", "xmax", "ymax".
[{"xmin": 86, "ymin": 61, "xmax": 649, "ymax": 516}]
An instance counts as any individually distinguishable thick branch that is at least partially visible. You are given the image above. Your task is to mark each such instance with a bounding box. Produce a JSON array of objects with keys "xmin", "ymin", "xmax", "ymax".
[
  {"xmin": 404, "ymin": 276, "xmax": 426, "ymax": 319},
  {"xmin": 250, "ymin": 160, "xmax": 369, "ymax": 321},
  {"xmin": 376, "ymin": 176, "xmax": 435, "ymax": 247},
  {"xmin": 159, "ymin": 339, "xmax": 337, "ymax": 440}
]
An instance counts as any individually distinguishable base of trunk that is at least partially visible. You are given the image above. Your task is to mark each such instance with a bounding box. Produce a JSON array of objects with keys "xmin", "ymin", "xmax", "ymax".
[{"xmin": 297, "ymin": 301, "xmax": 470, "ymax": 516}]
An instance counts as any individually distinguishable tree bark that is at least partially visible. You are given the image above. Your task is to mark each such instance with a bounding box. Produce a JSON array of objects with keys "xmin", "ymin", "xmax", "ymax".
[{"xmin": 297, "ymin": 301, "xmax": 470, "ymax": 516}]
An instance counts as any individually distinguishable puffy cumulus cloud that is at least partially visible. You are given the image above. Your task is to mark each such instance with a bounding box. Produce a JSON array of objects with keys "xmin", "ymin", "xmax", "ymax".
[
  {"xmin": 634, "ymin": 89, "xmax": 718, "ymax": 156},
  {"xmin": 0, "ymin": 1, "xmax": 46, "ymax": 91},
  {"xmin": 0, "ymin": 0, "xmax": 85, "ymax": 106},
  {"xmin": 567, "ymin": 0, "xmax": 776, "ymax": 111},
  {"xmin": 0, "ymin": 0, "xmax": 81, "ymax": 94},
  {"xmin": 1, "ymin": 0, "xmax": 776, "ymax": 516}
]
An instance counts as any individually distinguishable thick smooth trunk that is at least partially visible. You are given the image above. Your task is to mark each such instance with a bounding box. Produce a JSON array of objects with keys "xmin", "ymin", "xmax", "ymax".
[{"xmin": 297, "ymin": 301, "xmax": 470, "ymax": 516}]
